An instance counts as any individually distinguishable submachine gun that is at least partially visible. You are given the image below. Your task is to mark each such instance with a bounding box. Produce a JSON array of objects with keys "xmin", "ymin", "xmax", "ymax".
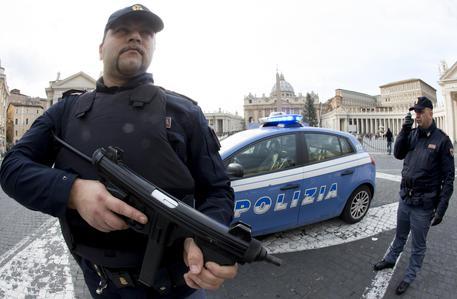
[{"xmin": 54, "ymin": 135, "xmax": 281, "ymax": 287}]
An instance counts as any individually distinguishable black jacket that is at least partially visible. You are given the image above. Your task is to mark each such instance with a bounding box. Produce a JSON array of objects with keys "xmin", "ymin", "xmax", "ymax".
[{"xmin": 394, "ymin": 121, "xmax": 454, "ymax": 216}]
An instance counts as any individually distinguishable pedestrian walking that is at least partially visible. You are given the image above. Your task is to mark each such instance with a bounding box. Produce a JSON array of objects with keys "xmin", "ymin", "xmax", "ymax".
[
  {"xmin": 373, "ymin": 96, "xmax": 454, "ymax": 295},
  {"xmin": 384, "ymin": 128, "xmax": 393, "ymax": 155},
  {"xmin": 0, "ymin": 4, "xmax": 237, "ymax": 298}
]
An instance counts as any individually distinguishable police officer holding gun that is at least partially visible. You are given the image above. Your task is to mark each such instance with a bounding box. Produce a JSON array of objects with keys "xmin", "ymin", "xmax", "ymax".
[
  {"xmin": 0, "ymin": 4, "xmax": 237, "ymax": 298},
  {"xmin": 373, "ymin": 96, "xmax": 454, "ymax": 295}
]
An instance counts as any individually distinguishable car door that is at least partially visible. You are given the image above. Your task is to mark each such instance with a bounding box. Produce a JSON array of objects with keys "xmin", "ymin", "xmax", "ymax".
[
  {"xmin": 227, "ymin": 133, "xmax": 304, "ymax": 236},
  {"xmin": 297, "ymin": 132, "xmax": 355, "ymax": 225}
]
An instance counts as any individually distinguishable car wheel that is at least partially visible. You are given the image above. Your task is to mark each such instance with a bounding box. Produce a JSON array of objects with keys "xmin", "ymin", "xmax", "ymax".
[{"xmin": 341, "ymin": 185, "xmax": 372, "ymax": 223}]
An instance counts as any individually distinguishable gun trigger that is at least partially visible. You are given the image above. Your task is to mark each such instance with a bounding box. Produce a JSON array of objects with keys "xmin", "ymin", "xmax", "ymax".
[{"xmin": 126, "ymin": 218, "xmax": 146, "ymax": 232}]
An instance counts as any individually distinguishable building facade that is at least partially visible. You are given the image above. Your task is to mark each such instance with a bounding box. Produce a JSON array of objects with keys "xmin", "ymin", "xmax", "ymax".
[
  {"xmin": 6, "ymin": 89, "xmax": 45, "ymax": 148},
  {"xmin": 439, "ymin": 61, "xmax": 457, "ymax": 144},
  {"xmin": 321, "ymin": 78, "xmax": 445, "ymax": 137},
  {"xmin": 243, "ymin": 72, "xmax": 320, "ymax": 127},
  {"xmin": 0, "ymin": 60, "xmax": 9, "ymax": 155},
  {"xmin": 205, "ymin": 109, "xmax": 244, "ymax": 137},
  {"xmin": 45, "ymin": 71, "xmax": 96, "ymax": 108}
]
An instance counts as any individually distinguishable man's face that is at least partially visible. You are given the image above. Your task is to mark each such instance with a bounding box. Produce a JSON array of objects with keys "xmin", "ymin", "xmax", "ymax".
[
  {"xmin": 414, "ymin": 108, "xmax": 433, "ymax": 128},
  {"xmin": 99, "ymin": 15, "xmax": 155, "ymax": 83}
]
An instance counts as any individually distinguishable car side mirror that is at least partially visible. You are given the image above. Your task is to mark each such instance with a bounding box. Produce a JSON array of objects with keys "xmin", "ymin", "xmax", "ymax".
[{"xmin": 226, "ymin": 163, "xmax": 244, "ymax": 178}]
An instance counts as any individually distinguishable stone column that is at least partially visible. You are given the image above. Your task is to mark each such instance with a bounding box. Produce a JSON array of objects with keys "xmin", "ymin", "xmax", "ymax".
[{"xmin": 442, "ymin": 88, "xmax": 456, "ymax": 143}]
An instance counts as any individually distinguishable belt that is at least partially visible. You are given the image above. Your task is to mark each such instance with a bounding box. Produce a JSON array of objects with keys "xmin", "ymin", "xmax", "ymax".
[
  {"xmin": 93, "ymin": 262, "xmax": 172, "ymax": 295},
  {"xmin": 403, "ymin": 196, "xmax": 423, "ymax": 207},
  {"xmin": 403, "ymin": 186, "xmax": 439, "ymax": 195}
]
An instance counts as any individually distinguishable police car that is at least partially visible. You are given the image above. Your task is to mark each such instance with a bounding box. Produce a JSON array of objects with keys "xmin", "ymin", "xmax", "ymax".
[{"xmin": 220, "ymin": 114, "xmax": 376, "ymax": 236}]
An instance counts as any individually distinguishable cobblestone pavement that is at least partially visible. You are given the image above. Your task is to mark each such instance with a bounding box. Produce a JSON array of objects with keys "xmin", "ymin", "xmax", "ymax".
[{"xmin": 0, "ymin": 154, "xmax": 456, "ymax": 298}]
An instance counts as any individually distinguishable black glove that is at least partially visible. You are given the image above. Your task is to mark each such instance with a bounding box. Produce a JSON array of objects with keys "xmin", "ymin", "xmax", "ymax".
[
  {"xmin": 431, "ymin": 213, "xmax": 443, "ymax": 226},
  {"xmin": 402, "ymin": 112, "xmax": 413, "ymax": 131}
]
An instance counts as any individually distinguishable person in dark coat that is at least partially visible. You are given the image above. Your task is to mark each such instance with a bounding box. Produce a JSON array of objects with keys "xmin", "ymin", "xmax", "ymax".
[
  {"xmin": 384, "ymin": 128, "xmax": 394, "ymax": 155},
  {"xmin": 0, "ymin": 4, "xmax": 237, "ymax": 298},
  {"xmin": 373, "ymin": 97, "xmax": 454, "ymax": 295}
]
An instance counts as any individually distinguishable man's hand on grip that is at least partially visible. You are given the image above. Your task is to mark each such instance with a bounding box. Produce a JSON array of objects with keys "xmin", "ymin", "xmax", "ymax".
[
  {"xmin": 183, "ymin": 238, "xmax": 238, "ymax": 290},
  {"xmin": 68, "ymin": 178, "xmax": 148, "ymax": 232}
]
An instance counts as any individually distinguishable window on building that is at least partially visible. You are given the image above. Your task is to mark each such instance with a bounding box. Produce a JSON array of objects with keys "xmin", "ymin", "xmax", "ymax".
[
  {"xmin": 15, "ymin": 130, "xmax": 17, "ymax": 137},
  {"xmin": 15, "ymin": 119, "xmax": 18, "ymax": 125},
  {"xmin": 26, "ymin": 118, "xmax": 28, "ymax": 125}
]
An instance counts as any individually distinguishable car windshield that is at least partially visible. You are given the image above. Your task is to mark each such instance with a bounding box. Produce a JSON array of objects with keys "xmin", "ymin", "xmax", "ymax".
[{"xmin": 219, "ymin": 129, "xmax": 264, "ymax": 157}]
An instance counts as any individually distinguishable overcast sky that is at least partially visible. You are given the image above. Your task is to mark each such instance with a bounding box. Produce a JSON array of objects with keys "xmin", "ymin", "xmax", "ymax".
[{"xmin": 1, "ymin": 0, "xmax": 456, "ymax": 114}]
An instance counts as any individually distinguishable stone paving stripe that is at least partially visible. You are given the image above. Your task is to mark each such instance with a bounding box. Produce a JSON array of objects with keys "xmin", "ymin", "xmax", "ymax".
[
  {"xmin": 361, "ymin": 244, "xmax": 407, "ymax": 299},
  {"xmin": 263, "ymin": 202, "xmax": 398, "ymax": 254},
  {"xmin": 0, "ymin": 218, "xmax": 55, "ymax": 267},
  {"xmin": 0, "ymin": 219, "xmax": 74, "ymax": 298},
  {"xmin": 376, "ymin": 172, "xmax": 402, "ymax": 182}
]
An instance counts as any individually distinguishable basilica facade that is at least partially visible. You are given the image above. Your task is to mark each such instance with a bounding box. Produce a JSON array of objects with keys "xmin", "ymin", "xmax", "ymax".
[{"xmin": 243, "ymin": 72, "xmax": 319, "ymax": 128}]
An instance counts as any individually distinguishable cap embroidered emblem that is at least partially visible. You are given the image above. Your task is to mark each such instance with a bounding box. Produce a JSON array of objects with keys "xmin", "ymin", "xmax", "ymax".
[
  {"xmin": 119, "ymin": 276, "xmax": 128, "ymax": 285},
  {"xmin": 428, "ymin": 144, "xmax": 436, "ymax": 149},
  {"xmin": 131, "ymin": 4, "xmax": 144, "ymax": 11}
]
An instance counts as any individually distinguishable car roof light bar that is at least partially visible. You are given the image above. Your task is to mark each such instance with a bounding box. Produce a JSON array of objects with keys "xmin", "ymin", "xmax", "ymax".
[{"xmin": 261, "ymin": 114, "xmax": 304, "ymax": 127}]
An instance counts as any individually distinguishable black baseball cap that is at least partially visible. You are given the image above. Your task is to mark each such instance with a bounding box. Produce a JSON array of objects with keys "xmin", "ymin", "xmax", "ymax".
[
  {"xmin": 104, "ymin": 4, "xmax": 164, "ymax": 34},
  {"xmin": 409, "ymin": 96, "xmax": 433, "ymax": 111}
]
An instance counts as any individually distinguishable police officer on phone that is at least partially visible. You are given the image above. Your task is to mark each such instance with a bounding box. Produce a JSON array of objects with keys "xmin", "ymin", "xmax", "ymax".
[
  {"xmin": 0, "ymin": 4, "xmax": 237, "ymax": 298},
  {"xmin": 373, "ymin": 96, "xmax": 454, "ymax": 295}
]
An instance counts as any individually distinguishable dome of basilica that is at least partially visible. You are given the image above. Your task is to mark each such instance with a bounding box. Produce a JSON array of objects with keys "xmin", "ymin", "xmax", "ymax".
[{"xmin": 270, "ymin": 73, "xmax": 295, "ymax": 97}]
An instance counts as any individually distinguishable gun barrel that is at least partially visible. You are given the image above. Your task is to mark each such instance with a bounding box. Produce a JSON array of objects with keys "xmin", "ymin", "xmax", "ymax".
[{"xmin": 265, "ymin": 254, "xmax": 282, "ymax": 266}]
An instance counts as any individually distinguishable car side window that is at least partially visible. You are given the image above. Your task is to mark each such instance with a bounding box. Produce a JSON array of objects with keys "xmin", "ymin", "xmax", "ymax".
[
  {"xmin": 305, "ymin": 133, "xmax": 346, "ymax": 163},
  {"xmin": 339, "ymin": 136, "xmax": 354, "ymax": 154},
  {"xmin": 229, "ymin": 134, "xmax": 297, "ymax": 177}
]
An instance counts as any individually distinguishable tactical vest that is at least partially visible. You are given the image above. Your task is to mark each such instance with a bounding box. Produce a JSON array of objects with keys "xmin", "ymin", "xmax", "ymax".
[{"xmin": 55, "ymin": 83, "xmax": 195, "ymax": 268}]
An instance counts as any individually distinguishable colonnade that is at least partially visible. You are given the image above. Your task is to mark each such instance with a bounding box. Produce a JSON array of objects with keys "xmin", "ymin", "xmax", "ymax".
[{"xmin": 345, "ymin": 114, "xmax": 447, "ymax": 136}]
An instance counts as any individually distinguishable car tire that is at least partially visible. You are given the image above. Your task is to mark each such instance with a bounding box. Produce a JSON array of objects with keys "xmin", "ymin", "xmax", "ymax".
[{"xmin": 341, "ymin": 185, "xmax": 372, "ymax": 224}]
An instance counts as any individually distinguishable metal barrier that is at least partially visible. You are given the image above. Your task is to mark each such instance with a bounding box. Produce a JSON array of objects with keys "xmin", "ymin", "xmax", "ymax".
[{"xmin": 360, "ymin": 137, "xmax": 394, "ymax": 154}]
